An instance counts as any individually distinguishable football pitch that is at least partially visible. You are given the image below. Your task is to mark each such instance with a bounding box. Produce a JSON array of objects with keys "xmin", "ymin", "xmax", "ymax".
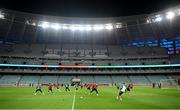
[{"xmin": 0, "ymin": 86, "xmax": 180, "ymax": 109}]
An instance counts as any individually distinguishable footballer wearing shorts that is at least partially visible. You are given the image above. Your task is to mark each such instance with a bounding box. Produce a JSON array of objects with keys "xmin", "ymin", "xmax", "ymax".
[
  {"xmin": 35, "ymin": 84, "xmax": 45, "ymax": 95},
  {"xmin": 117, "ymin": 83, "xmax": 126, "ymax": 101},
  {"xmin": 86, "ymin": 84, "xmax": 91, "ymax": 90},
  {"xmin": 127, "ymin": 83, "xmax": 133, "ymax": 92},
  {"xmin": 56, "ymin": 83, "xmax": 61, "ymax": 92},
  {"xmin": 90, "ymin": 83, "xmax": 99, "ymax": 96},
  {"xmin": 85, "ymin": 84, "xmax": 91, "ymax": 94},
  {"xmin": 48, "ymin": 83, "xmax": 53, "ymax": 93},
  {"xmin": 65, "ymin": 83, "xmax": 70, "ymax": 91},
  {"xmin": 75, "ymin": 83, "xmax": 79, "ymax": 91}
]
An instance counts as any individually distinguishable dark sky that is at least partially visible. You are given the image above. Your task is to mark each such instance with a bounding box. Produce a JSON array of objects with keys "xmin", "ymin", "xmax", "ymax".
[{"xmin": 1, "ymin": 0, "xmax": 180, "ymax": 17}]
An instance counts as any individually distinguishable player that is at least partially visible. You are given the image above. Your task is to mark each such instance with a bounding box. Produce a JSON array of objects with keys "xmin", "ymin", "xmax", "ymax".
[
  {"xmin": 127, "ymin": 83, "xmax": 133, "ymax": 93},
  {"xmin": 56, "ymin": 83, "xmax": 61, "ymax": 92},
  {"xmin": 85, "ymin": 84, "xmax": 91, "ymax": 94},
  {"xmin": 116, "ymin": 83, "xmax": 126, "ymax": 101},
  {"xmin": 80, "ymin": 84, "xmax": 83, "ymax": 89},
  {"xmin": 90, "ymin": 83, "xmax": 99, "ymax": 96},
  {"xmin": 34, "ymin": 84, "xmax": 45, "ymax": 95},
  {"xmin": 75, "ymin": 83, "xmax": 79, "ymax": 91},
  {"xmin": 116, "ymin": 83, "xmax": 120, "ymax": 90},
  {"xmin": 130, "ymin": 83, "xmax": 133, "ymax": 90},
  {"xmin": 48, "ymin": 83, "xmax": 53, "ymax": 93},
  {"xmin": 65, "ymin": 83, "xmax": 70, "ymax": 91},
  {"xmin": 152, "ymin": 83, "xmax": 156, "ymax": 88}
]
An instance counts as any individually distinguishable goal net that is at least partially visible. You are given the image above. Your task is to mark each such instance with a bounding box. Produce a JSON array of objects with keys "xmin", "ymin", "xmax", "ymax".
[{"xmin": 160, "ymin": 79, "xmax": 179, "ymax": 89}]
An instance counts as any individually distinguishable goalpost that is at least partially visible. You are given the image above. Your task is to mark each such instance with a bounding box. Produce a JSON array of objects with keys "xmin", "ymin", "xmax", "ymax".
[{"xmin": 160, "ymin": 79, "xmax": 180, "ymax": 90}]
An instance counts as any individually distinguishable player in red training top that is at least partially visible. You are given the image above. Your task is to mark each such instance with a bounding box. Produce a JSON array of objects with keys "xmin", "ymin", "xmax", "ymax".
[
  {"xmin": 85, "ymin": 84, "xmax": 91, "ymax": 94},
  {"xmin": 48, "ymin": 83, "xmax": 53, "ymax": 93},
  {"xmin": 90, "ymin": 83, "xmax": 99, "ymax": 96}
]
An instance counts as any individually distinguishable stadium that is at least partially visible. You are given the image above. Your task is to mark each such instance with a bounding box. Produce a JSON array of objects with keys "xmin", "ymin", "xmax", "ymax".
[{"xmin": 0, "ymin": 3, "xmax": 180, "ymax": 109}]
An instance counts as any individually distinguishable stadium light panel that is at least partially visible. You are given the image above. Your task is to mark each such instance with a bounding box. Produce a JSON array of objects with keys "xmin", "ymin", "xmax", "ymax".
[
  {"xmin": 76, "ymin": 25, "xmax": 84, "ymax": 31},
  {"xmin": 115, "ymin": 23, "xmax": 122, "ymax": 28},
  {"xmin": 105, "ymin": 24, "xmax": 113, "ymax": 30},
  {"xmin": 84, "ymin": 25, "xmax": 92, "ymax": 31},
  {"xmin": 154, "ymin": 15, "xmax": 162, "ymax": 22},
  {"xmin": 146, "ymin": 19, "xmax": 151, "ymax": 23},
  {"xmin": 93, "ymin": 25, "xmax": 104, "ymax": 31},
  {"xmin": 32, "ymin": 22, "xmax": 36, "ymax": 26},
  {"xmin": 50, "ymin": 23, "xmax": 61, "ymax": 30},
  {"xmin": 39, "ymin": 22, "xmax": 50, "ymax": 29},
  {"xmin": 178, "ymin": 11, "xmax": 180, "ymax": 15},
  {"xmin": 69, "ymin": 25, "xmax": 92, "ymax": 31},
  {"xmin": 69, "ymin": 25, "xmax": 76, "ymax": 31},
  {"xmin": 166, "ymin": 11, "xmax": 175, "ymax": 20},
  {"xmin": 0, "ymin": 13, "xmax": 4, "ymax": 19},
  {"xmin": 26, "ymin": 20, "xmax": 36, "ymax": 26},
  {"xmin": 62, "ymin": 25, "xmax": 68, "ymax": 30}
]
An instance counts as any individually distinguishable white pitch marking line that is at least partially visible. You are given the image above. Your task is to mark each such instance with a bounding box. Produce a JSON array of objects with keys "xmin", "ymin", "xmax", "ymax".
[{"xmin": 72, "ymin": 91, "xmax": 76, "ymax": 110}]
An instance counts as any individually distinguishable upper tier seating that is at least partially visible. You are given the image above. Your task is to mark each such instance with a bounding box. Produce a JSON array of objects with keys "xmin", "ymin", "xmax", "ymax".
[{"xmin": 0, "ymin": 44, "xmax": 168, "ymax": 58}]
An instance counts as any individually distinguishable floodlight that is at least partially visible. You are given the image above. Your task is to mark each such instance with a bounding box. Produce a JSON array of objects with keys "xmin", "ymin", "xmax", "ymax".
[
  {"xmin": 115, "ymin": 23, "xmax": 122, "ymax": 28},
  {"xmin": 93, "ymin": 25, "xmax": 104, "ymax": 31},
  {"xmin": 0, "ymin": 13, "xmax": 4, "ymax": 19},
  {"xmin": 166, "ymin": 11, "xmax": 175, "ymax": 20},
  {"xmin": 69, "ymin": 25, "xmax": 76, "ymax": 31},
  {"xmin": 62, "ymin": 25, "xmax": 68, "ymax": 29},
  {"xmin": 146, "ymin": 19, "xmax": 150, "ymax": 23},
  {"xmin": 154, "ymin": 15, "xmax": 162, "ymax": 22},
  {"xmin": 26, "ymin": 20, "xmax": 36, "ymax": 26},
  {"xmin": 105, "ymin": 24, "xmax": 113, "ymax": 30},
  {"xmin": 84, "ymin": 25, "xmax": 92, "ymax": 31},
  {"xmin": 50, "ymin": 23, "xmax": 61, "ymax": 30},
  {"xmin": 32, "ymin": 22, "xmax": 36, "ymax": 26},
  {"xmin": 39, "ymin": 22, "xmax": 50, "ymax": 29},
  {"xmin": 76, "ymin": 25, "xmax": 84, "ymax": 31}
]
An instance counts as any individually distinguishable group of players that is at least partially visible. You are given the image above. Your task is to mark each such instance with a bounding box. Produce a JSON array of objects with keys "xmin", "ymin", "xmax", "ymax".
[
  {"xmin": 34, "ymin": 82, "xmax": 133, "ymax": 101},
  {"xmin": 35, "ymin": 83, "xmax": 99, "ymax": 95},
  {"xmin": 35, "ymin": 83, "xmax": 70, "ymax": 95}
]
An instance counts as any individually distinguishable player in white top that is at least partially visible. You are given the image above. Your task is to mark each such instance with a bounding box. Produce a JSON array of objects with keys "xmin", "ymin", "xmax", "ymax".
[{"xmin": 116, "ymin": 83, "xmax": 127, "ymax": 101}]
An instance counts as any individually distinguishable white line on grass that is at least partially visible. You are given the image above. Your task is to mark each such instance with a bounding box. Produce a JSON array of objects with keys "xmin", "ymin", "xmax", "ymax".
[{"xmin": 72, "ymin": 91, "xmax": 76, "ymax": 110}]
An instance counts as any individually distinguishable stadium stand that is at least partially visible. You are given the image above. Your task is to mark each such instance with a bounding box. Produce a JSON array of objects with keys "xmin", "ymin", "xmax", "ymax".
[
  {"xmin": 39, "ymin": 75, "xmax": 58, "ymax": 84},
  {"xmin": 0, "ymin": 74, "xmax": 180, "ymax": 85},
  {"xmin": 77, "ymin": 75, "xmax": 94, "ymax": 84},
  {"xmin": 94, "ymin": 75, "xmax": 112, "ymax": 84},
  {"xmin": 19, "ymin": 75, "xmax": 40, "ymax": 85},
  {"xmin": 0, "ymin": 75, "xmax": 20, "ymax": 85},
  {"xmin": 129, "ymin": 75, "xmax": 150, "ymax": 85},
  {"xmin": 0, "ymin": 8, "xmax": 180, "ymax": 86},
  {"xmin": 111, "ymin": 75, "xmax": 130, "ymax": 84}
]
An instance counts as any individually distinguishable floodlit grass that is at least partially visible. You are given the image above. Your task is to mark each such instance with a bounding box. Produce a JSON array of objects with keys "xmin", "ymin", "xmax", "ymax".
[{"xmin": 0, "ymin": 86, "xmax": 180, "ymax": 109}]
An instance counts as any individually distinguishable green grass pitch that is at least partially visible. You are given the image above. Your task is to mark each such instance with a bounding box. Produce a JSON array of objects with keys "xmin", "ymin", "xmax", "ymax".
[{"xmin": 0, "ymin": 86, "xmax": 180, "ymax": 109}]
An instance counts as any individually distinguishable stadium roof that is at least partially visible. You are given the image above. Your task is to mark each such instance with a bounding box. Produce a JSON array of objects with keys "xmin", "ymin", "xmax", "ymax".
[
  {"xmin": 1, "ymin": 0, "xmax": 180, "ymax": 17},
  {"xmin": 1, "ymin": 2, "xmax": 180, "ymax": 55}
]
